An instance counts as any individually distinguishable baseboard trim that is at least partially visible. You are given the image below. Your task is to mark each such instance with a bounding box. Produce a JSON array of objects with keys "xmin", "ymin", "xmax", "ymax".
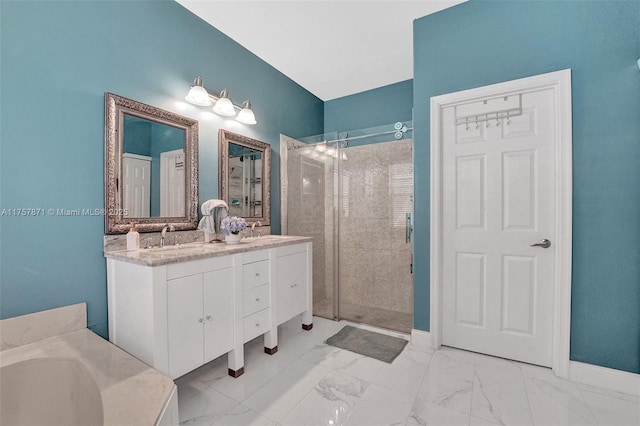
[
  {"xmin": 411, "ymin": 329, "xmax": 433, "ymax": 350},
  {"xmin": 569, "ymin": 361, "xmax": 640, "ymax": 397}
]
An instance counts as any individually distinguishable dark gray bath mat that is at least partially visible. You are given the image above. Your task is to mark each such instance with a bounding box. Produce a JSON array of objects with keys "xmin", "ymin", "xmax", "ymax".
[{"xmin": 325, "ymin": 325, "xmax": 408, "ymax": 363}]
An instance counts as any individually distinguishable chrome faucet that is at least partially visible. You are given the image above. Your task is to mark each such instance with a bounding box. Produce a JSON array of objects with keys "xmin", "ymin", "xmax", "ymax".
[
  {"xmin": 160, "ymin": 223, "xmax": 175, "ymax": 247},
  {"xmin": 250, "ymin": 221, "xmax": 262, "ymax": 238}
]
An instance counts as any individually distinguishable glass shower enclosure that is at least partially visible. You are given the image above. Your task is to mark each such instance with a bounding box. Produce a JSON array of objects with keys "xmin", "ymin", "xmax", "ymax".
[{"xmin": 281, "ymin": 123, "xmax": 414, "ymax": 333}]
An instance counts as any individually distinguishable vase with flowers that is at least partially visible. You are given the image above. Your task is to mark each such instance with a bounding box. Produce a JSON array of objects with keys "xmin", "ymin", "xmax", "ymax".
[{"xmin": 221, "ymin": 216, "xmax": 247, "ymax": 244}]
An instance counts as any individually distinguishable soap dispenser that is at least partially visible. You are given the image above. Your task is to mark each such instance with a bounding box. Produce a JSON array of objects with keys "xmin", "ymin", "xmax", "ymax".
[{"xmin": 126, "ymin": 223, "xmax": 139, "ymax": 251}]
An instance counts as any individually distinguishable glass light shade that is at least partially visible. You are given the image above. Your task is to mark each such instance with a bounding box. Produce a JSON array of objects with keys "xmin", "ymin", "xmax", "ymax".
[
  {"xmin": 213, "ymin": 90, "xmax": 236, "ymax": 117},
  {"xmin": 185, "ymin": 80, "xmax": 211, "ymax": 106},
  {"xmin": 236, "ymin": 101, "xmax": 257, "ymax": 125}
]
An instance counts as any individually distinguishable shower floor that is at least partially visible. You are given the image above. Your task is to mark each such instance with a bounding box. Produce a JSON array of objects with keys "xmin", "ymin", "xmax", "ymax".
[{"xmin": 314, "ymin": 298, "xmax": 412, "ymax": 334}]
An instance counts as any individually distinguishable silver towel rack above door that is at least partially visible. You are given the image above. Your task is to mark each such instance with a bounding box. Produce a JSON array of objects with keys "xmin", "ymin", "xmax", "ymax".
[{"xmin": 455, "ymin": 93, "xmax": 523, "ymax": 128}]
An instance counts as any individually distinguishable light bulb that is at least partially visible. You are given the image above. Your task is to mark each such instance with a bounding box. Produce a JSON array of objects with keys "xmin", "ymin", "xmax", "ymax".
[
  {"xmin": 185, "ymin": 77, "xmax": 211, "ymax": 106},
  {"xmin": 236, "ymin": 100, "xmax": 257, "ymax": 125},
  {"xmin": 213, "ymin": 89, "xmax": 236, "ymax": 117}
]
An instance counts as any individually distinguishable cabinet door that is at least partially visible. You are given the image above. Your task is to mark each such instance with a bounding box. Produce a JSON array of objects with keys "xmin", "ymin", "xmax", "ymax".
[
  {"xmin": 167, "ymin": 274, "xmax": 204, "ymax": 378},
  {"xmin": 276, "ymin": 251, "xmax": 308, "ymax": 325},
  {"xmin": 203, "ymin": 267, "xmax": 235, "ymax": 363}
]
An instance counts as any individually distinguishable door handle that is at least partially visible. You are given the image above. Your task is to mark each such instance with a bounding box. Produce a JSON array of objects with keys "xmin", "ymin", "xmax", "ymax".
[{"xmin": 530, "ymin": 239, "xmax": 551, "ymax": 248}]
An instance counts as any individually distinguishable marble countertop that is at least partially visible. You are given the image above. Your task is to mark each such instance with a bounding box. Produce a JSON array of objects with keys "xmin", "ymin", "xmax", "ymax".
[
  {"xmin": 0, "ymin": 329, "xmax": 175, "ymax": 425},
  {"xmin": 104, "ymin": 235, "xmax": 312, "ymax": 266}
]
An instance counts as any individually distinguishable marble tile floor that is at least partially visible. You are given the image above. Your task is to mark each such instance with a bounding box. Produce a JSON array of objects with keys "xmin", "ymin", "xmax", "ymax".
[
  {"xmin": 176, "ymin": 317, "xmax": 640, "ymax": 426},
  {"xmin": 313, "ymin": 298, "xmax": 413, "ymax": 334}
]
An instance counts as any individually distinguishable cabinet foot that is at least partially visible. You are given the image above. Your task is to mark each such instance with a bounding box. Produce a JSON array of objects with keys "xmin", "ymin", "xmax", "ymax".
[
  {"xmin": 302, "ymin": 323, "xmax": 313, "ymax": 331},
  {"xmin": 228, "ymin": 367, "xmax": 244, "ymax": 378},
  {"xmin": 264, "ymin": 346, "xmax": 278, "ymax": 355}
]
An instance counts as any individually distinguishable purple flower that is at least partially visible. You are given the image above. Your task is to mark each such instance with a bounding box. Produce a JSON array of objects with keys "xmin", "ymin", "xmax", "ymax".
[{"xmin": 221, "ymin": 216, "xmax": 247, "ymax": 234}]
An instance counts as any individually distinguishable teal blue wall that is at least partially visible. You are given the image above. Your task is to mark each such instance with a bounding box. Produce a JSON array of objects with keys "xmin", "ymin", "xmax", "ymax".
[
  {"xmin": 123, "ymin": 116, "xmax": 152, "ymax": 157},
  {"xmin": 0, "ymin": 0, "xmax": 323, "ymax": 336},
  {"xmin": 324, "ymin": 80, "xmax": 413, "ymax": 133},
  {"xmin": 413, "ymin": 0, "xmax": 640, "ymax": 373}
]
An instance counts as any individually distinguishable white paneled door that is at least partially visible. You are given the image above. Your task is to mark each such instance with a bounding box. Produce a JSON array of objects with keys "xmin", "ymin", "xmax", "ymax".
[
  {"xmin": 441, "ymin": 88, "xmax": 556, "ymax": 367},
  {"xmin": 122, "ymin": 153, "xmax": 151, "ymax": 217}
]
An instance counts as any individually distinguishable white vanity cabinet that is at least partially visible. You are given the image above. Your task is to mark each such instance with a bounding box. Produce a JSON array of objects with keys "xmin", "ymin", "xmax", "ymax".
[
  {"xmin": 276, "ymin": 243, "xmax": 313, "ymax": 328},
  {"xmin": 166, "ymin": 263, "xmax": 234, "ymax": 378},
  {"xmin": 105, "ymin": 238, "xmax": 312, "ymax": 380},
  {"xmin": 241, "ymin": 250, "xmax": 272, "ymax": 343},
  {"xmin": 106, "ymin": 255, "xmax": 238, "ymax": 379}
]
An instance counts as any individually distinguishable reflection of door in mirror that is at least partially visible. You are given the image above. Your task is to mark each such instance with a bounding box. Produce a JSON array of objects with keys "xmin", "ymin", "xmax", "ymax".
[
  {"xmin": 227, "ymin": 143, "xmax": 263, "ymax": 218},
  {"xmin": 122, "ymin": 153, "xmax": 151, "ymax": 217},
  {"xmin": 122, "ymin": 114, "xmax": 185, "ymax": 218},
  {"xmin": 160, "ymin": 150, "xmax": 185, "ymax": 217}
]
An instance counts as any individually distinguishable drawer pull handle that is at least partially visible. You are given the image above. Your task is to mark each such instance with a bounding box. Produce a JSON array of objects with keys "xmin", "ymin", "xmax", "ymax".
[
  {"xmin": 255, "ymin": 272, "xmax": 260, "ymax": 277},
  {"xmin": 255, "ymin": 323, "xmax": 260, "ymax": 327},
  {"xmin": 206, "ymin": 315, "xmax": 212, "ymax": 321},
  {"xmin": 198, "ymin": 318, "xmax": 204, "ymax": 323},
  {"xmin": 256, "ymin": 297, "xmax": 261, "ymax": 302}
]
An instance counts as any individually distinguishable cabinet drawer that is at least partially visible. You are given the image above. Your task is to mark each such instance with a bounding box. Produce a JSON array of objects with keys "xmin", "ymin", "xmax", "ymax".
[
  {"xmin": 275, "ymin": 243, "xmax": 307, "ymax": 258},
  {"xmin": 243, "ymin": 249, "xmax": 269, "ymax": 264},
  {"xmin": 243, "ymin": 260, "xmax": 270, "ymax": 290},
  {"xmin": 243, "ymin": 308, "xmax": 271, "ymax": 343},
  {"xmin": 166, "ymin": 256, "xmax": 233, "ymax": 280},
  {"xmin": 243, "ymin": 284, "xmax": 270, "ymax": 317}
]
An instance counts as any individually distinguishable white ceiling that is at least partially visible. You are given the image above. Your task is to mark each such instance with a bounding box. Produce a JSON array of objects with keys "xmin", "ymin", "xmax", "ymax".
[{"xmin": 176, "ymin": 0, "xmax": 465, "ymax": 101}]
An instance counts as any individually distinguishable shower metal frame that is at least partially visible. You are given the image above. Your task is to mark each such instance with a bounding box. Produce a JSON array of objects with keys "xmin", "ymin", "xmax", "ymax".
[{"xmin": 286, "ymin": 122, "xmax": 413, "ymax": 152}]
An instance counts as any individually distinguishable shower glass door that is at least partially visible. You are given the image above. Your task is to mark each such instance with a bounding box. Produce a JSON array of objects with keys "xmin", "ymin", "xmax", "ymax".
[
  {"xmin": 337, "ymin": 139, "xmax": 413, "ymax": 333},
  {"xmin": 281, "ymin": 125, "xmax": 414, "ymax": 333}
]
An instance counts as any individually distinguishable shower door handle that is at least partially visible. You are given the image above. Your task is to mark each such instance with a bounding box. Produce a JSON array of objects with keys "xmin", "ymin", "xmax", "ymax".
[{"xmin": 406, "ymin": 213, "xmax": 413, "ymax": 243}]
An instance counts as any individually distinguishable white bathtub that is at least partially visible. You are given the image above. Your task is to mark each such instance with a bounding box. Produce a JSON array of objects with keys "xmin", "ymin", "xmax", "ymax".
[
  {"xmin": 1, "ymin": 357, "xmax": 103, "ymax": 425},
  {"xmin": 0, "ymin": 304, "xmax": 178, "ymax": 425}
]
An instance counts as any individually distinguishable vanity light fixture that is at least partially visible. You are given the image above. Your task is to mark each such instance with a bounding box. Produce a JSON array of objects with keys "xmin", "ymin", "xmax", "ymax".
[
  {"xmin": 236, "ymin": 101, "xmax": 257, "ymax": 125},
  {"xmin": 212, "ymin": 89, "xmax": 236, "ymax": 117},
  {"xmin": 185, "ymin": 76, "xmax": 257, "ymax": 125},
  {"xmin": 184, "ymin": 76, "xmax": 211, "ymax": 106}
]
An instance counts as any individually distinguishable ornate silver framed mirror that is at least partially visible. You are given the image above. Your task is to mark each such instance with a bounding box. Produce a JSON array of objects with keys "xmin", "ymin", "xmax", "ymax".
[
  {"xmin": 104, "ymin": 93, "xmax": 199, "ymax": 233},
  {"xmin": 219, "ymin": 129, "xmax": 271, "ymax": 226}
]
